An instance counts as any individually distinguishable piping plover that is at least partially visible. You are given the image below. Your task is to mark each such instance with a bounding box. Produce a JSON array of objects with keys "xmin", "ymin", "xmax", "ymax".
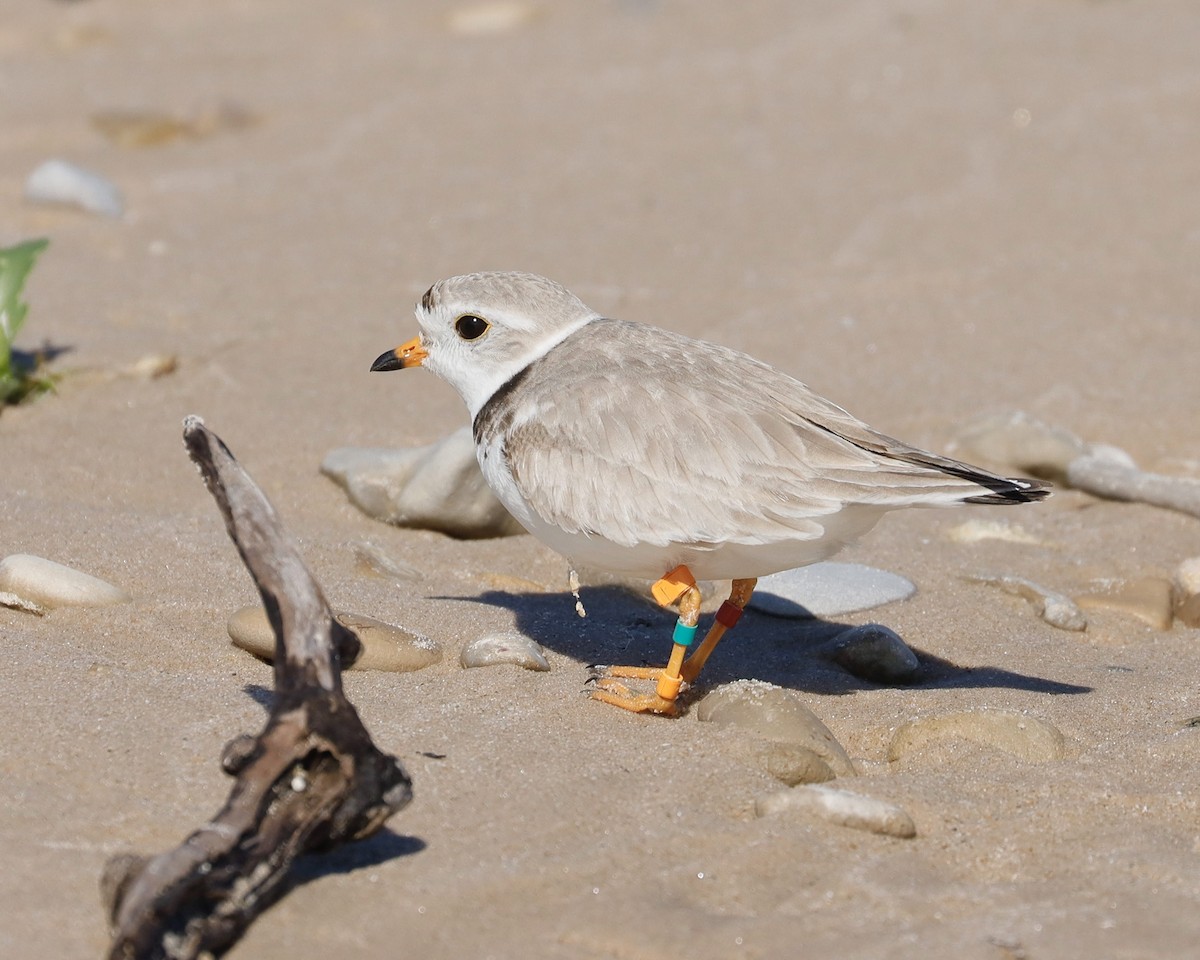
[{"xmin": 372, "ymin": 272, "xmax": 1049, "ymax": 714}]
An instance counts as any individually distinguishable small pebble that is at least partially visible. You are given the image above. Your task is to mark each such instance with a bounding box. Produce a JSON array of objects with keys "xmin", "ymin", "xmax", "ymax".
[
  {"xmin": 696, "ymin": 681, "xmax": 856, "ymax": 777},
  {"xmin": 754, "ymin": 784, "xmax": 916, "ymax": 838},
  {"xmin": 227, "ymin": 606, "xmax": 441, "ymax": 672},
  {"xmin": 0, "ymin": 554, "xmax": 130, "ymax": 609},
  {"xmin": 748, "ymin": 562, "xmax": 915, "ymax": 619},
  {"xmin": 24, "ymin": 159, "xmax": 124, "ymax": 218},
  {"xmin": 753, "ymin": 742, "xmax": 836, "ymax": 786},
  {"xmin": 1173, "ymin": 557, "xmax": 1200, "ymax": 628},
  {"xmin": 460, "ymin": 631, "xmax": 550, "ymax": 671},
  {"xmin": 889, "ymin": 710, "xmax": 1067, "ymax": 764},
  {"xmin": 1074, "ymin": 577, "xmax": 1174, "ymax": 631},
  {"xmin": 946, "ymin": 519, "xmax": 1042, "ymax": 545},
  {"xmin": 447, "ymin": 2, "xmax": 536, "ymax": 34},
  {"xmin": 967, "ymin": 573, "xmax": 1087, "ymax": 632},
  {"xmin": 817, "ymin": 623, "xmax": 919, "ymax": 684},
  {"xmin": 321, "ymin": 428, "xmax": 525, "ymax": 539}
]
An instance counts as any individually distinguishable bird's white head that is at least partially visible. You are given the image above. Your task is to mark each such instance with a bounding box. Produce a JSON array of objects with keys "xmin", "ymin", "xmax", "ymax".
[{"xmin": 372, "ymin": 271, "xmax": 600, "ymax": 417}]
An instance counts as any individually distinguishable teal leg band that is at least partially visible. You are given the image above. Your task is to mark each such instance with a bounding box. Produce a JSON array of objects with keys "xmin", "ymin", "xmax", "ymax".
[{"xmin": 672, "ymin": 620, "xmax": 698, "ymax": 647}]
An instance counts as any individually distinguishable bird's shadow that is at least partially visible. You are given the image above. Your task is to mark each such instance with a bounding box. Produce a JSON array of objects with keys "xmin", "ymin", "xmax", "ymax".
[{"xmin": 446, "ymin": 584, "xmax": 1091, "ymax": 697}]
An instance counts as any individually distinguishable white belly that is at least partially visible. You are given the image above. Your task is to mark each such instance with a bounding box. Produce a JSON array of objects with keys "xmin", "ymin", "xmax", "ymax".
[{"xmin": 477, "ymin": 439, "xmax": 886, "ymax": 581}]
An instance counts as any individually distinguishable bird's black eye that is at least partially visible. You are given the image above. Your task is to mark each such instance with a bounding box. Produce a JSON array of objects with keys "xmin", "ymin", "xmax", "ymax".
[{"xmin": 454, "ymin": 314, "xmax": 491, "ymax": 341}]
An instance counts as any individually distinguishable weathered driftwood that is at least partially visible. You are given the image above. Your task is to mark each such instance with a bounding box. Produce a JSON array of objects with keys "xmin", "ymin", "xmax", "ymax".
[{"xmin": 102, "ymin": 417, "xmax": 413, "ymax": 960}]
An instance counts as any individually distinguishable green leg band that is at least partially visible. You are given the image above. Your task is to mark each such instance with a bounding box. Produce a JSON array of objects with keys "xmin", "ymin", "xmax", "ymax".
[{"xmin": 672, "ymin": 620, "xmax": 698, "ymax": 647}]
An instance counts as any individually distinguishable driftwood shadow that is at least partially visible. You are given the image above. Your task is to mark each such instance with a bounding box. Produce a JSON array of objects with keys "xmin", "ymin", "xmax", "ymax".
[{"xmin": 450, "ymin": 585, "xmax": 1091, "ymax": 697}]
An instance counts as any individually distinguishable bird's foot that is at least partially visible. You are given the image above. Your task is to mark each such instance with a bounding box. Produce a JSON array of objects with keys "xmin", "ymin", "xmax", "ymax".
[{"xmin": 586, "ymin": 665, "xmax": 680, "ymax": 715}]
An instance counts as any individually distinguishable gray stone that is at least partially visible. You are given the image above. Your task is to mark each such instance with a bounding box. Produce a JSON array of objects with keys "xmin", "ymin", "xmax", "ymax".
[
  {"xmin": 818, "ymin": 623, "xmax": 919, "ymax": 684},
  {"xmin": 748, "ymin": 562, "xmax": 915, "ymax": 619},
  {"xmin": 0, "ymin": 554, "xmax": 130, "ymax": 609},
  {"xmin": 459, "ymin": 631, "xmax": 550, "ymax": 671},
  {"xmin": 24, "ymin": 158, "xmax": 124, "ymax": 218},
  {"xmin": 321, "ymin": 427, "xmax": 525, "ymax": 539},
  {"xmin": 755, "ymin": 784, "xmax": 916, "ymax": 838}
]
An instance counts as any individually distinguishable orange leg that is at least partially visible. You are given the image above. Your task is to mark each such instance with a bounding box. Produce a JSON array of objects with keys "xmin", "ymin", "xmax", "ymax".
[
  {"xmin": 681, "ymin": 577, "xmax": 757, "ymax": 682},
  {"xmin": 588, "ymin": 568, "xmax": 757, "ymax": 716},
  {"xmin": 589, "ymin": 566, "xmax": 701, "ymax": 716}
]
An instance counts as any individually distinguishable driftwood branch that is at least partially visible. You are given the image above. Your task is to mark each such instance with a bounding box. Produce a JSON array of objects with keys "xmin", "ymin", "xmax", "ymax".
[{"xmin": 102, "ymin": 416, "xmax": 413, "ymax": 960}]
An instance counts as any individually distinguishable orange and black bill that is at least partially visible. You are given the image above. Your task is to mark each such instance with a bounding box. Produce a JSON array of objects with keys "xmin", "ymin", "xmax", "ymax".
[{"xmin": 371, "ymin": 336, "xmax": 428, "ymax": 372}]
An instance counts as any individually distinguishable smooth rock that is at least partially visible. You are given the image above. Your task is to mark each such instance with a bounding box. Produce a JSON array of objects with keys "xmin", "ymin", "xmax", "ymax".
[
  {"xmin": 752, "ymin": 742, "xmax": 837, "ymax": 786},
  {"xmin": 322, "ymin": 428, "xmax": 525, "ymax": 539},
  {"xmin": 754, "ymin": 784, "xmax": 916, "ymax": 838},
  {"xmin": 696, "ymin": 681, "xmax": 856, "ymax": 777},
  {"xmin": 748, "ymin": 562, "xmax": 915, "ymax": 619},
  {"xmin": 818, "ymin": 623, "xmax": 919, "ymax": 684},
  {"xmin": 1075, "ymin": 577, "xmax": 1174, "ymax": 631},
  {"xmin": 889, "ymin": 710, "xmax": 1067, "ymax": 763},
  {"xmin": 1066, "ymin": 446, "xmax": 1200, "ymax": 519},
  {"xmin": 24, "ymin": 159, "xmax": 124, "ymax": 218},
  {"xmin": 0, "ymin": 554, "xmax": 130, "ymax": 609},
  {"xmin": 953, "ymin": 411, "xmax": 1086, "ymax": 479},
  {"xmin": 460, "ymin": 631, "xmax": 550, "ymax": 671},
  {"xmin": 227, "ymin": 606, "xmax": 441, "ymax": 672},
  {"xmin": 967, "ymin": 573, "xmax": 1087, "ymax": 631},
  {"xmin": 1173, "ymin": 557, "xmax": 1200, "ymax": 628}
]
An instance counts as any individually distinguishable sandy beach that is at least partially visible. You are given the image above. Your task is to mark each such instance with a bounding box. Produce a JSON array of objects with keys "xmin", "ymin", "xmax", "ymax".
[{"xmin": 2, "ymin": 1, "xmax": 1199, "ymax": 957}]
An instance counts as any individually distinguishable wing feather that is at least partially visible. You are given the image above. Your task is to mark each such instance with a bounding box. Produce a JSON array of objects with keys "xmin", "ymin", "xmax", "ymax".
[{"xmin": 490, "ymin": 319, "xmax": 1043, "ymax": 549}]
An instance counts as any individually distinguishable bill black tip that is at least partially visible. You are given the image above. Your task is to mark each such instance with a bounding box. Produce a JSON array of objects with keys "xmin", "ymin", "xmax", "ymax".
[{"xmin": 370, "ymin": 349, "xmax": 403, "ymax": 373}]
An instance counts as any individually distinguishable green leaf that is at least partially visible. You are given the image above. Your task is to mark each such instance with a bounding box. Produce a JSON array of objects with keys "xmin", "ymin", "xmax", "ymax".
[{"xmin": 0, "ymin": 237, "xmax": 50, "ymax": 404}]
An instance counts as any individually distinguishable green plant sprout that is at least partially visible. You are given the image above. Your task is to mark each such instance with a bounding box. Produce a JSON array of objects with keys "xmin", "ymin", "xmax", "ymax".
[{"xmin": 0, "ymin": 237, "xmax": 53, "ymax": 405}]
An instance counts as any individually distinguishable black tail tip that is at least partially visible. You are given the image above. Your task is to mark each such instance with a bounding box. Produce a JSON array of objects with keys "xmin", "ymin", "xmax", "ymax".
[{"xmin": 965, "ymin": 477, "xmax": 1052, "ymax": 505}]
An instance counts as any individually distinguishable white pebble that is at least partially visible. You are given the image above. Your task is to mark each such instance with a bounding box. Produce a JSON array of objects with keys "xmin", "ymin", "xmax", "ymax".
[
  {"xmin": 24, "ymin": 159, "xmax": 124, "ymax": 218},
  {"xmin": 0, "ymin": 554, "xmax": 130, "ymax": 609},
  {"xmin": 748, "ymin": 562, "xmax": 915, "ymax": 619},
  {"xmin": 460, "ymin": 631, "xmax": 550, "ymax": 671},
  {"xmin": 755, "ymin": 784, "xmax": 916, "ymax": 838}
]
